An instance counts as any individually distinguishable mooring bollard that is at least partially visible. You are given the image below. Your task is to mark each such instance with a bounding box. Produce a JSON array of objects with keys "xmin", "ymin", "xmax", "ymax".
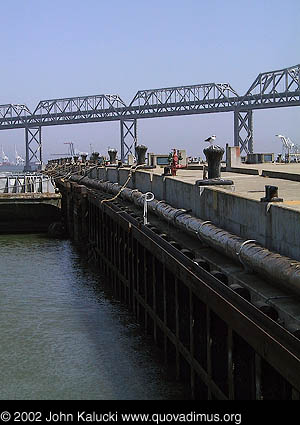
[
  {"xmin": 143, "ymin": 192, "xmax": 154, "ymax": 225},
  {"xmin": 203, "ymin": 144, "xmax": 224, "ymax": 179},
  {"xmin": 135, "ymin": 145, "xmax": 148, "ymax": 165},
  {"xmin": 90, "ymin": 152, "xmax": 100, "ymax": 164},
  {"xmin": 260, "ymin": 185, "xmax": 283, "ymax": 202},
  {"xmin": 196, "ymin": 143, "xmax": 233, "ymax": 186},
  {"xmin": 108, "ymin": 148, "xmax": 118, "ymax": 164}
]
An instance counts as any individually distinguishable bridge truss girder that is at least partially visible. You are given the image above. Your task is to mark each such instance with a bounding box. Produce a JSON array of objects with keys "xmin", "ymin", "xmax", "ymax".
[
  {"xmin": 0, "ymin": 64, "xmax": 298, "ymax": 163},
  {"xmin": 239, "ymin": 64, "xmax": 300, "ymax": 109},
  {"xmin": 0, "ymin": 104, "xmax": 31, "ymax": 128},
  {"xmin": 29, "ymin": 94, "xmax": 126, "ymax": 126},
  {"xmin": 126, "ymin": 82, "xmax": 239, "ymax": 117},
  {"xmin": 25, "ymin": 126, "xmax": 42, "ymax": 171}
]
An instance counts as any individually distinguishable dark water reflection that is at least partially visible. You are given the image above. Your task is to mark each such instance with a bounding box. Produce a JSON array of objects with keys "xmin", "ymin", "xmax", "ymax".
[{"xmin": 0, "ymin": 234, "xmax": 186, "ymax": 400}]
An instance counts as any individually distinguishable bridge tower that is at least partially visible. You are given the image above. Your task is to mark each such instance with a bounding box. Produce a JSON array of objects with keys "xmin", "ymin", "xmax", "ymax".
[
  {"xmin": 24, "ymin": 126, "xmax": 42, "ymax": 171},
  {"xmin": 120, "ymin": 118, "xmax": 137, "ymax": 162},
  {"xmin": 234, "ymin": 109, "xmax": 254, "ymax": 154}
]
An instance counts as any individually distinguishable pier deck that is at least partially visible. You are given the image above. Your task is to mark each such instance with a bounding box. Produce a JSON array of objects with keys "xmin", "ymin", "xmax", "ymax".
[
  {"xmin": 0, "ymin": 193, "xmax": 61, "ymax": 233},
  {"xmin": 152, "ymin": 163, "xmax": 300, "ymax": 209}
]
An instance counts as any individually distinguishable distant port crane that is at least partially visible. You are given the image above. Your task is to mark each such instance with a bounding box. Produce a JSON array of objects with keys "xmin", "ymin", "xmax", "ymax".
[
  {"xmin": 51, "ymin": 142, "xmax": 77, "ymax": 157},
  {"xmin": 15, "ymin": 146, "xmax": 25, "ymax": 165},
  {"xmin": 276, "ymin": 134, "xmax": 300, "ymax": 161},
  {"xmin": 64, "ymin": 142, "xmax": 75, "ymax": 157},
  {"xmin": 1, "ymin": 145, "xmax": 10, "ymax": 164}
]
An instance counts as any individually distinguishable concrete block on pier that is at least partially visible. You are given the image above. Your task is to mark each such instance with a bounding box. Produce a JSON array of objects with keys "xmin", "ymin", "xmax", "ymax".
[
  {"xmin": 119, "ymin": 169, "xmax": 131, "ymax": 187},
  {"xmin": 97, "ymin": 167, "xmax": 107, "ymax": 181},
  {"xmin": 196, "ymin": 188, "xmax": 268, "ymax": 247},
  {"xmin": 193, "ymin": 186, "xmax": 300, "ymax": 261},
  {"xmin": 89, "ymin": 168, "xmax": 98, "ymax": 179},
  {"xmin": 152, "ymin": 174, "xmax": 165, "ymax": 200},
  {"xmin": 134, "ymin": 171, "xmax": 152, "ymax": 193},
  {"xmin": 226, "ymin": 145, "xmax": 241, "ymax": 168},
  {"xmin": 107, "ymin": 168, "xmax": 119, "ymax": 184},
  {"xmin": 261, "ymin": 169, "xmax": 300, "ymax": 182},
  {"xmin": 270, "ymin": 204, "xmax": 300, "ymax": 260},
  {"xmin": 165, "ymin": 178, "xmax": 198, "ymax": 214},
  {"xmin": 227, "ymin": 167, "xmax": 259, "ymax": 175}
]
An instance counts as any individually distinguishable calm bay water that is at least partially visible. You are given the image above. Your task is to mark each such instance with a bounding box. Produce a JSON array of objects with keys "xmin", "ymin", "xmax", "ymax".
[{"xmin": 0, "ymin": 234, "xmax": 185, "ymax": 400}]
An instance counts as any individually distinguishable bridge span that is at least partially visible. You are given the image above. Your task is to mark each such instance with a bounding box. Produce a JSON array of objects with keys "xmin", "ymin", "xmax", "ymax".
[{"xmin": 0, "ymin": 64, "xmax": 299, "ymax": 168}]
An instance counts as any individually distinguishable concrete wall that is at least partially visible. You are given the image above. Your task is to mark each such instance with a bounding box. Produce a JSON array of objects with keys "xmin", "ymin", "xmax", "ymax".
[
  {"xmin": 133, "ymin": 171, "xmax": 152, "ymax": 193},
  {"xmin": 90, "ymin": 167, "xmax": 300, "ymax": 261},
  {"xmin": 89, "ymin": 168, "xmax": 98, "ymax": 179},
  {"xmin": 152, "ymin": 174, "xmax": 165, "ymax": 200},
  {"xmin": 269, "ymin": 204, "xmax": 300, "ymax": 261},
  {"xmin": 194, "ymin": 188, "xmax": 300, "ymax": 260},
  {"xmin": 97, "ymin": 167, "xmax": 107, "ymax": 181},
  {"xmin": 119, "ymin": 169, "xmax": 131, "ymax": 187},
  {"xmin": 195, "ymin": 188, "xmax": 268, "ymax": 245},
  {"xmin": 106, "ymin": 168, "xmax": 119, "ymax": 184},
  {"xmin": 0, "ymin": 198, "xmax": 61, "ymax": 233},
  {"xmin": 164, "ymin": 178, "xmax": 198, "ymax": 213}
]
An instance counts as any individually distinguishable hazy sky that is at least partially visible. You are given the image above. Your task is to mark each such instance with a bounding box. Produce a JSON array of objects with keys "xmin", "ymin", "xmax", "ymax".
[{"xmin": 0, "ymin": 0, "xmax": 299, "ymax": 161}]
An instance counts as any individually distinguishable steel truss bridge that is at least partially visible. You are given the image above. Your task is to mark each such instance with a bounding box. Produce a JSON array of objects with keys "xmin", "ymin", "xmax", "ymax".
[{"xmin": 0, "ymin": 64, "xmax": 299, "ymax": 169}]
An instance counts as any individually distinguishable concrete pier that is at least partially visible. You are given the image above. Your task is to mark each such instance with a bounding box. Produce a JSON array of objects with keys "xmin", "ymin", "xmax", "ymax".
[
  {"xmin": 61, "ymin": 162, "xmax": 300, "ymax": 260},
  {"xmin": 0, "ymin": 193, "xmax": 61, "ymax": 233},
  {"xmin": 50, "ymin": 162, "xmax": 300, "ymax": 400}
]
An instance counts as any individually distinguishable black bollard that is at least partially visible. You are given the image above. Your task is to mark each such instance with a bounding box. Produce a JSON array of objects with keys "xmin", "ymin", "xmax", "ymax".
[
  {"xmin": 260, "ymin": 185, "xmax": 283, "ymax": 202},
  {"xmin": 196, "ymin": 143, "xmax": 233, "ymax": 186},
  {"xmin": 135, "ymin": 144, "xmax": 148, "ymax": 165},
  {"xmin": 90, "ymin": 152, "xmax": 99, "ymax": 164},
  {"xmin": 203, "ymin": 145, "xmax": 224, "ymax": 179},
  {"xmin": 108, "ymin": 148, "xmax": 118, "ymax": 164}
]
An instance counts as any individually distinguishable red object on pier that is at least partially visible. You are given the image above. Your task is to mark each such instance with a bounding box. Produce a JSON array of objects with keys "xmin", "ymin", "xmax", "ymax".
[{"xmin": 170, "ymin": 149, "xmax": 186, "ymax": 176}]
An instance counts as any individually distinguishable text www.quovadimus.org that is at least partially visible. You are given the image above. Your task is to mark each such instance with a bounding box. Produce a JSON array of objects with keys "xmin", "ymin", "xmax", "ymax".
[{"xmin": 25, "ymin": 410, "xmax": 242, "ymax": 424}]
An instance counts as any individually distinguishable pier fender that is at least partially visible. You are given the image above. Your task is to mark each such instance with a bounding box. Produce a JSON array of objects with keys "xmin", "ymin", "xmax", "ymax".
[{"xmin": 65, "ymin": 174, "xmax": 300, "ymax": 297}]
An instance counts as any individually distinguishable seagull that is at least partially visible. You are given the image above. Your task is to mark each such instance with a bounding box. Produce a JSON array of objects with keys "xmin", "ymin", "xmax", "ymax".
[{"xmin": 204, "ymin": 135, "xmax": 216, "ymax": 145}]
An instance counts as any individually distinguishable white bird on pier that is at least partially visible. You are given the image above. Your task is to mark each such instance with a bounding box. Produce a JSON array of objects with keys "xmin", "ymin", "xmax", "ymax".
[{"xmin": 204, "ymin": 135, "xmax": 216, "ymax": 145}]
